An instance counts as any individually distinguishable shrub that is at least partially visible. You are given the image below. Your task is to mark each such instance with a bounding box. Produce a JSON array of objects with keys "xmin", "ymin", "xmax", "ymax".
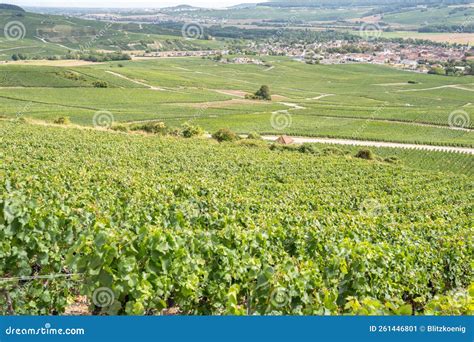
[
  {"xmin": 321, "ymin": 147, "xmax": 348, "ymax": 156},
  {"xmin": 92, "ymin": 81, "xmax": 109, "ymax": 88},
  {"xmin": 271, "ymin": 144, "xmax": 351, "ymax": 157},
  {"xmin": 181, "ymin": 122, "xmax": 204, "ymax": 138},
  {"xmin": 236, "ymin": 139, "xmax": 267, "ymax": 148},
  {"xmin": 59, "ymin": 71, "xmax": 83, "ymax": 81},
  {"xmin": 384, "ymin": 156, "xmax": 401, "ymax": 164},
  {"xmin": 53, "ymin": 117, "xmax": 71, "ymax": 125},
  {"xmin": 131, "ymin": 121, "xmax": 167, "ymax": 135},
  {"xmin": 79, "ymin": 52, "xmax": 131, "ymax": 63},
  {"xmin": 255, "ymin": 85, "xmax": 271, "ymax": 101},
  {"xmin": 168, "ymin": 128, "xmax": 183, "ymax": 137},
  {"xmin": 111, "ymin": 124, "xmax": 129, "ymax": 132},
  {"xmin": 298, "ymin": 143, "xmax": 319, "ymax": 155},
  {"xmin": 212, "ymin": 128, "xmax": 239, "ymax": 142},
  {"xmin": 11, "ymin": 53, "xmax": 27, "ymax": 61},
  {"xmin": 355, "ymin": 149, "xmax": 375, "ymax": 160},
  {"xmin": 247, "ymin": 132, "xmax": 262, "ymax": 140},
  {"xmin": 246, "ymin": 85, "xmax": 272, "ymax": 101},
  {"xmin": 269, "ymin": 143, "xmax": 298, "ymax": 152},
  {"xmin": 428, "ymin": 67, "xmax": 446, "ymax": 76}
]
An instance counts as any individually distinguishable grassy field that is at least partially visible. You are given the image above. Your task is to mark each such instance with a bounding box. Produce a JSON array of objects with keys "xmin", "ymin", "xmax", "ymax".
[
  {"xmin": 1, "ymin": 120, "xmax": 472, "ymax": 315},
  {"xmin": 0, "ymin": 57, "xmax": 472, "ymax": 147}
]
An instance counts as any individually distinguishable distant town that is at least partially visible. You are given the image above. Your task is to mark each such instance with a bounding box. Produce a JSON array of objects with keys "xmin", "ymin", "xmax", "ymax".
[
  {"xmin": 132, "ymin": 39, "xmax": 474, "ymax": 75},
  {"xmin": 253, "ymin": 40, "xmax": 473, "ymax": 74}
]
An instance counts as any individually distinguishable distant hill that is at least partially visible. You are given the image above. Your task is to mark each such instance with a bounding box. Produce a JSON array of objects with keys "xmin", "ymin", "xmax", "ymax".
[
  {"xmin": 262, "ymin": 0, "xmax": 473, "ymax": 7},
  {"xmin": 229, "ymin": 3, "xmax": 259, "ymax": 9},
  {"xmin": 0, "ymin": 3, "xmax": 25, "ymax": 11},
  {"xmin": 0, "ymin": 8, "xmax": 220, "ymax": 61},
  {"xmin": 161, "ymin": 4, "xmax": 202, "ymax": 12}
]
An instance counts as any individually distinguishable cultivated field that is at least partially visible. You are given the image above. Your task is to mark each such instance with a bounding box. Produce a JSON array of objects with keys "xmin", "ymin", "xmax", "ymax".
[
  {"xmin": 1, "ymin": 121, "xmax": 472, "ymax": 315},
  {"xmin": 1, "ymin": 1, "xmax": 473, "ymax": 320},
  {"xmin": 0, "ymin": 57, "xmax": 472, "ymax": 147}
]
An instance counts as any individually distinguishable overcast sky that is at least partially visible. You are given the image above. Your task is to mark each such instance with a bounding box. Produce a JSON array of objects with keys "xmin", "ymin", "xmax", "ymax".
[{"xmin": 8, "ymin": 0, "xmax": 265, "ymax": 8}]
